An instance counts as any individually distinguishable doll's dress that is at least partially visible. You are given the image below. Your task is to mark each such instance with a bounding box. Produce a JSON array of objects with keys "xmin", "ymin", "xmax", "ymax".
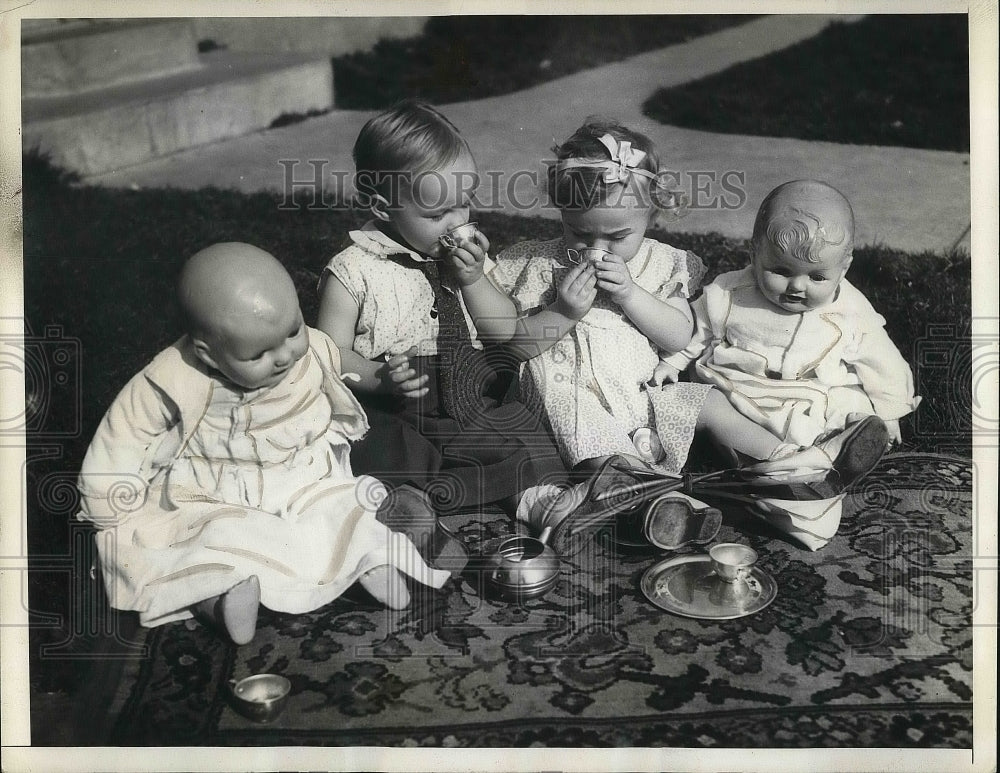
[{"xmin": 110, "ymin": 348, "xmax": 432, "ymax": 626}]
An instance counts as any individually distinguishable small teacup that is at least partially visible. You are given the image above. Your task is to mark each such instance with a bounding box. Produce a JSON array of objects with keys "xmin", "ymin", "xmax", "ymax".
[
  {"xmin": 229, "ymin": 674, "xmax": 291, "ymax": 723},
  {"xmin": 566, "ymin": 247, "xmax": 614, "ymax": 265},
  {"xmin": 709, "ymin": 542, "xmax": 757, "ymax": 584},
  {"xmin": 438, "ymin": 221, "xmax": 480, "ymax": 250}
]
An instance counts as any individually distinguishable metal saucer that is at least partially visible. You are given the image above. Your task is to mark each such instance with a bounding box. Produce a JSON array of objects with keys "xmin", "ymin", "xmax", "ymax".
[{"xmin": 640, "ymin": 554, "xmax": 777, "ymax": 620}]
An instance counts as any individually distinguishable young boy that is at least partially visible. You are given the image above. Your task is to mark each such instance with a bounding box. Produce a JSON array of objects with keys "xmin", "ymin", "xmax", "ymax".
[{"xmin": 316, "ymin": 101, "xmax": 568, "ymax": 532}]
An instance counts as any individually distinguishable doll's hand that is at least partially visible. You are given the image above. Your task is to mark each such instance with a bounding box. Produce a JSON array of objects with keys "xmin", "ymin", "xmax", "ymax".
[
  {"xmin": 444, "ymin": 230, "xmax": 491, "ymax": 287},
  {"xmin": 553, "ymin": 261, "xmax": 597, "ymax": 321},
  {"xmin": 648, "ymin": 361, "xmax": 680, "ymax": 387},
  {"xmin": 884, "ymin": 419, "xmax": 902, "ymax": 447},
  {"xmin": 594, "ymin": 253, "xmax": 636, "ymax": 304},
  {"xmin": 379, "ymin": 347, "xmax": 429, "ymax": 399}
]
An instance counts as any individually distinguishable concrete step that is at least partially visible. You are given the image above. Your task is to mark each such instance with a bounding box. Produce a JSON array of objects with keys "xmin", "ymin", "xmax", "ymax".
[
  {"xmin": 21, "ymin": 19, "xmax": 200, "ymax": 98},
  {"xmin": 23, "ymin": 49, "xmax": 334, "ymax": 177}
]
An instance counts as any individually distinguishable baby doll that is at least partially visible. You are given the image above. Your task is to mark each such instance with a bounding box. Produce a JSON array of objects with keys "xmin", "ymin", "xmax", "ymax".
[
  {"xmin": 656, "ymin": 179, "xmax": 920, "ymax": 457},
  {"xmin": 317, "ymin": 100, "xmax": 567, "ymax": 527},
  {"xmin": 77, "ymin": 243, "xmax": 449, "ymax": 645}
]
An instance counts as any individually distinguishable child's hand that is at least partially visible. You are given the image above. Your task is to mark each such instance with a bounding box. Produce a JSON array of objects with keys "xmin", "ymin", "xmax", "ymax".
[
  {"xmin": 648, "ymin": 361, "xmax": 680, "ymax": 387},
  {"xmin": 594, "ymin": 253, "xmax": 636, "ymax": 305},
  {"xmin": 379, "ymin": 347, "xmax": 429, "ymax": 399},
  {"xmin": 884, "ymin": 419, "xmax": 902, "ymax": 446},
  {"xmin": 553, "ymin": 261, "xmax": 597, "ymax": 321},
  {"xmin": 444, "ymin": 231, "xmax": 491, "ymax": 287}
]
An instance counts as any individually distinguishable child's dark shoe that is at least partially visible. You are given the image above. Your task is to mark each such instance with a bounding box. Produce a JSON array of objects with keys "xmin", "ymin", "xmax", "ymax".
[
  {"xmin": 642, "ymin": 493, "xmax": 722, "ymax": 550},
  {"xmin": 543, "ymin": 456, "xmax": 682, "ymax": 556},
  {"xmin": 376, "ymin": 485, "xmax": 469, "ymax": 576}
]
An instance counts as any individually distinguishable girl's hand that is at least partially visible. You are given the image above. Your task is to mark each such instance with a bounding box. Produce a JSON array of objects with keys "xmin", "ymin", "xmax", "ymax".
[
  {"xmin": 594, "ymin": 253, "xmax": 636, "ymax": 304},
  {"xmin": 648, "ymin": 361, "xmax": 680, "ymax": 387},
  {"xmin": 378, "ymin": 347, "xmax": 429, "ymax": 399},
  {"xmin": 444, "ymin": 231, "xmax": 491, "ymax": 287},
  {"xmin": 553, "ymin": 261, "xmax": 597, "ymax": 321}
]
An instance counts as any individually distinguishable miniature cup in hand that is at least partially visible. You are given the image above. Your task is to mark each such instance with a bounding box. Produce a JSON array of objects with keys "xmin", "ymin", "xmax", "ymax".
[
  {"xmin": 709, "ymin": 543, "xmax": 757, "ymax": 584},
  {"xmin": 438, "ymin": 221, "xmax": 479, "ymax": 250},
  {"xmin": 566, "ymin": 247, "xmax": 614, "ymax": 265}
]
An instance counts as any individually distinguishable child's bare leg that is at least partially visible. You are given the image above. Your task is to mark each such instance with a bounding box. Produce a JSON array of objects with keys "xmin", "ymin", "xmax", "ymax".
[
  {"xmin": 359, "ymin": 565, "xmax": 410, "ymax": 609},
  {"xmin": 193, "ymin": 575, "xmax": 260, "ymax": 646},
  {"xmin": 696, "ymin": 390, "xmax": 791, "ymax": 462}
]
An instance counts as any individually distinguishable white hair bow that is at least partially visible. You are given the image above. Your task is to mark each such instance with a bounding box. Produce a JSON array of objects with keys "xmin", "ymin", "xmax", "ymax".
[
  {"xmin": 596, "ymin": 134, "xmax": 651, "ymax": 182},
  {"xmin": 555, "ymin": 133, "xmax": 657, "ymax": 183}
]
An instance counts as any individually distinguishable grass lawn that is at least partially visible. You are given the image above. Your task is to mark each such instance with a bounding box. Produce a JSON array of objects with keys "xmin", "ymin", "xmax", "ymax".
[
  {"xmin": 643, "ymin": 14, "xmax": 970, "ymax": 152},
  {"xmin": 332, "ymin": 15, "xmax": 755, "ymax": 109}
]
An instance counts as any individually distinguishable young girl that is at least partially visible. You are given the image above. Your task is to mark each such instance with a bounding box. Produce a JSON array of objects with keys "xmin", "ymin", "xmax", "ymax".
[
  {"xmin": 655, "ymin": 179, "xmax": 920, "ymax": 453},
  {"xmin": 316, "ymin": 100, "xmax": 566, "ymax": 525},
  {"xmin": 77, "ymin": 243, "xmax": 449, "ymax": 645},
  {"xmin": 492, "ymin": 120, "xmax": 889, "ymax": 547}
]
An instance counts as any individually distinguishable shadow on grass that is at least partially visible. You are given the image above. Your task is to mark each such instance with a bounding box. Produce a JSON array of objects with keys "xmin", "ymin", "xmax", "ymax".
[
  {"xmin": 333, "ymin": 15, "xmax": 756, "ymax": 109},
  {"xmin": 643, "ymin": 14, "xmax": 970, "ymax": 153}
]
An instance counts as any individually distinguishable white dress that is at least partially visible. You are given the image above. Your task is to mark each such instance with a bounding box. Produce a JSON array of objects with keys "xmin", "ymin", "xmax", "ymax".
[
  {"xmin": 78, "ymin": 330, "xmax": 446, "ymax": 627},
  {"xmin": 662, "ymin": 267, "xmax": 921, "ymax": 446},
  {"xmin": 492, "ymin": 237, "xmax": 714, "ymax": 473}
]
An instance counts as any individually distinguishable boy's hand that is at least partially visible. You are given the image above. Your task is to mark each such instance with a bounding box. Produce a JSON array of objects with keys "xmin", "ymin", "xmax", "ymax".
[
  {"xmin": 594, "ymin": 253, "xmax": 636, "ymax": 305},
  {"xmin": 379, "ymin": 347, "xmax": 429, "ymax": 399},
  {"xmin": 553, "ymin": 261, "xmax": 597, "ymax": 321},
  {"xmin": 885, "ymin": 419, "xmax": 902, "ymax": 446},
  {"xmin": 648, "ymin": 361, "xmax": 680, "ymax": 387},
  {"xmin": 444, "ymin": 230, "xmax": 491, "ymax": 287}
]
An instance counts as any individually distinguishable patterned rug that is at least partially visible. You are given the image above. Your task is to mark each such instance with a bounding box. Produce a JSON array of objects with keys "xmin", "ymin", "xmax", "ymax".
[{"xmin": 108, "ymin": 453, "xmax": 973, "ymax": 748}]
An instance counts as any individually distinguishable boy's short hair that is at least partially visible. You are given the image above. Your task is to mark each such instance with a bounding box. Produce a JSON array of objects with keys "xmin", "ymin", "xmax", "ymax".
[
  {"xmin": 353, "ymin": 99, "xmax": 469, "ymax": 205},
  {"xmin": 751, "ymin": 180, "xmax": 854, "ymax": 264},
  {"xmin": 547, "ymin": 117, "xmax": 664, "ymax": 211}
]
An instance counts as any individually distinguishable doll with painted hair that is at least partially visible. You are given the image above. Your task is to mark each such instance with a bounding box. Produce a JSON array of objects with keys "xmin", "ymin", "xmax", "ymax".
[{"xmin": 655, "ymin": 179, "xmax": 920, "ymax": 455}]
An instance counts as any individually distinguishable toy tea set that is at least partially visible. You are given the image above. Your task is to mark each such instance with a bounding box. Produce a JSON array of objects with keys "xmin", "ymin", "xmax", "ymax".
[{"xmin": 480, "ymin": 454, "xmax": 847, "ymax": 619}]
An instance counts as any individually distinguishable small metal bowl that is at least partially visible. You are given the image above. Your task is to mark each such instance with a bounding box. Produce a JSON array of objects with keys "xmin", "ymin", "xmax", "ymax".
[
  {"xmin": 229, "ymin": 674, "xmax": 291, "ymax": 723},
  {"xmin": 485, "ymin": 526, "xmax": 560, "ymax": 602}
]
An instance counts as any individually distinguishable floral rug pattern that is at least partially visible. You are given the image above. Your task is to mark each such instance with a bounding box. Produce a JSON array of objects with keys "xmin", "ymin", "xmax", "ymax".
[{"xmin": 110, "ymin": 453, "xmax": 973, "ymax": 748}]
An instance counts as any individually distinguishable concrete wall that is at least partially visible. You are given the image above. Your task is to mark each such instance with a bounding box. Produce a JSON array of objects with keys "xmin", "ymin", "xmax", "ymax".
[{"xmin": 191, "ymin": 17, "xmax": 428, "ymax": 58}]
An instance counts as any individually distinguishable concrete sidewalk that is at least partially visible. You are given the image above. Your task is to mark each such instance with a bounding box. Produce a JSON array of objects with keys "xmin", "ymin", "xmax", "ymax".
[{"xmin": 86, "ymin": 15, "xmax": 971, "ymax": 255}]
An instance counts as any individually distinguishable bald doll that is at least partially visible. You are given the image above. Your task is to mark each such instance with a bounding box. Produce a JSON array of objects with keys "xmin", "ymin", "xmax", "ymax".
[
  {"xmin": 656, "ymin": 180, "xmax": 920, "ymax": 472},
  {"xmin": 78, "ymin": 243, "xmax": 449, "ymax": 645}
]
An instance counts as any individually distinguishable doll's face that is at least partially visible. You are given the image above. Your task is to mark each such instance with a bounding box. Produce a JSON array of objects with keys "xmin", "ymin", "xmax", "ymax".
[
  {"xmin": 204, "ymin": 303, "xmax": 309, "ymax": 391},
  {"xmin": 752, "ymin": 238, "xmax": 851, "ymax": 312},
  {"xmin": 375, "ymin": 149, "xmax": 478, "ymax": 258},
  {"xmin": 560, "ymin": 196, "xmax": 653, "ymax": 264}
]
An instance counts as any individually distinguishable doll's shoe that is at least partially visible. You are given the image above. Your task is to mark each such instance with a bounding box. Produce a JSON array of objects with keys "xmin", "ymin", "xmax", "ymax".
[
  {"xmin": 643, "ymin": 493, "xmax": 722, "ymax": 551},
  {"xmin": 745, "ymin": 416, "xmax": 889, "ymax": 491},
  {"xmin": 814, "ymin": 415, "xmax": 889, "ymax": 487},
  {"xmin": 376, "ymin": 485, "xmax": 469, "ymax": 576},
  {"xmin": 543, "ymin": 456, "xmax": 683, "ymax": 556}
]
